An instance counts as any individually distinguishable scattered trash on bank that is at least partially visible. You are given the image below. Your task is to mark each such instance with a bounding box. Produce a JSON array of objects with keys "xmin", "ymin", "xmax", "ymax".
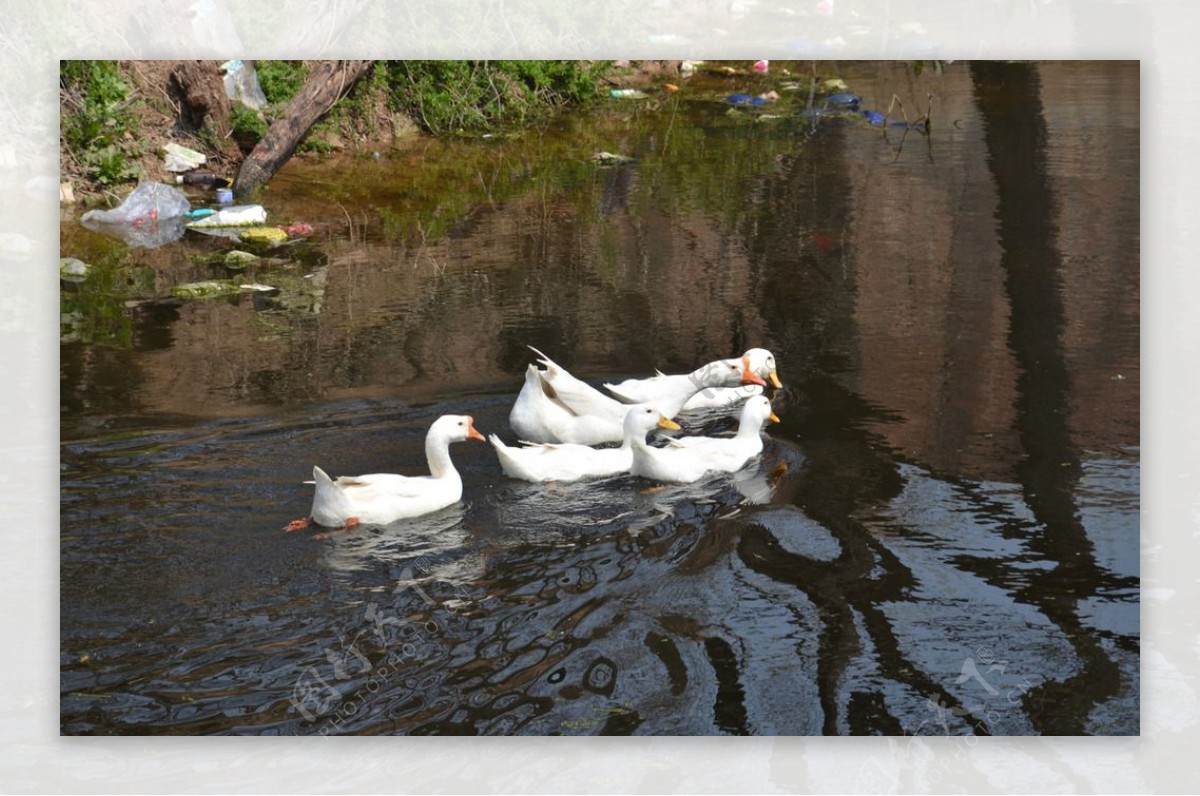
[
  {"xmin": 824, "ymin": 93, "xmax": 862, "ymax": 109},
  {"xmin": 171, "ymin": 280, "xmax": 244, "ymax": 299},
  {"xmin": 610, "ymin": 89, "xmax": 650, "ymax": 99},
  {"xmin": 185, "ymin": 204, "xmax": 268, "ymax": 228},
  {"xmin": 727, "ymin": 90, "xmax": 780, "ymax": 106},
  {"xmin": 83, "ymin": 182, "xmax": 191, "ymax": 225},
  {"xmin": 282, "ymin": 222, "xmax": 314, "ymax": 238},
  {"xmin": 191, "ymin": 249, "xmax": 258, "ymax": 271},
  {"xmin": 220, "ymin": 59, "xmax": 268, "ymax": 110},
  {"xmin": 60, "ymin": 257, "xmax": 90, "ymax": 282},
  {"xmin": 162, "ymin": 142, "xmax": 207, "ymax": 173},
  {"xmin": 238, "ymin": 226, "xmax": 288, "ymax": 247},
  {"xmin": 81, "ymin": 182, "xmax": 192, "ymax": 248},
  {"xmin": 169, "ymin": 279, "xmax": 279, "ymax": 299},
  {"xmin": 238, "ymin": 283, "xmax": 280, "ymax": 294},
  {"xmin": 591, "ymin": 152, "xmax": 636, "ymax": 166},
  {"xmin": 175, "ymin": 170, "xmax": 230, "ymax": 188}
]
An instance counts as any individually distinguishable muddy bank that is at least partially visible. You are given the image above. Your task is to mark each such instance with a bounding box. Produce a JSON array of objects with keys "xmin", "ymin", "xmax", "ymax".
[{"xmin": 60, "ymin": 59, "xmax": 686, "ymax": 203}]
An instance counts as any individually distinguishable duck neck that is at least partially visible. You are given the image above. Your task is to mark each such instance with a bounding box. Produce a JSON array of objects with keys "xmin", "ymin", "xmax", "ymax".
[
  {"xmin": 621, "ymin": 425, "xmax": 647, "ymax": 452},
  {"xmin": 425, "ymin": 432, "xmax": 458, "ymax": 480},
  {"xmin": 683, "ymin": 362, "xmax": 733, "ymax": 397},
  {"xmin": 628, "ymin": 427, "xmax": 653, "ymax": 452},
  {"xmin": 735, "ymin": 420, "xmax": 761, "ymax": 441}
]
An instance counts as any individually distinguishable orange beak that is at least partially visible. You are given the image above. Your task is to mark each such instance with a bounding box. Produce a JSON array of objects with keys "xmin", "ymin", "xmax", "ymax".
[
  {"xmin": 741, "ymin": 355, "xmax": 767, "ymax": 387},
  {"xmin": 768, "ymin": 412, "xmax": 781, "ymax": 423},
  {"xmin": 466, "ymin": 416, "xmax": 485, "ymax": 442}
]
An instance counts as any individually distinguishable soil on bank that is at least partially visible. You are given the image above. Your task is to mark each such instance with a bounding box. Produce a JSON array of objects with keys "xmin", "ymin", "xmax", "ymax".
[{"xmin": 60, "ymin": 59, "xmax": 684, "ymax": 203}]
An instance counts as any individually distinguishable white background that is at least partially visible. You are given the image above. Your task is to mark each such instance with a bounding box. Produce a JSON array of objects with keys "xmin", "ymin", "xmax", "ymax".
[{"xmin": 4, "ymin": 0, "xmax": 1195, "ymax": 792}]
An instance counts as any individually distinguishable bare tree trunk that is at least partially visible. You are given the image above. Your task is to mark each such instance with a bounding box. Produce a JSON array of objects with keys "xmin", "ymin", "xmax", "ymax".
[
  {"xmin": 233, "ymin": 60, "xmax": 375, "ymax": 198},
  {"xmin": 169, "ymin": 60, "xmax": 233, "ymax": 144}
]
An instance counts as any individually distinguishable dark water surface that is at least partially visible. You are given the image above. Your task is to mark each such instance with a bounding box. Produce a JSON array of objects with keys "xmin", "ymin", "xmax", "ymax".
[{"xmin": 60, "ymin": 61, "xmax": 1138, "ymax": 735}]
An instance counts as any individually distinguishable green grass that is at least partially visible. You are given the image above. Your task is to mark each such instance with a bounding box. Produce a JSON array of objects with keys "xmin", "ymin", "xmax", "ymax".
[
  {"xmin": 61, "ymin": 60, "xmax": 143, "ymax": 185},
  {"xmin": 387, "ymin": 60, "xmax": 610, "ymax": 135},
  {"xmin": 61, "ymin": 59, "xmax": 611, "ymax": 190},
  {"xmin": 230, "ymin": 104, "xmax": 268, "ymax": 148},
  {"xmin": 256, "ymin": 60, "xmax": 309, "ymax": 105}
]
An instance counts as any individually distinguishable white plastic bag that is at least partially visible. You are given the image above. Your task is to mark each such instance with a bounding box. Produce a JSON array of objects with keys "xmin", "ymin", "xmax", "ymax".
[
  {"xmin": 162, "ymin": 142, "xmax": 207, "ymax": 173},
  {"xmin": 221, "ymin": 60, "xmax": 268, "ymax": 110},
  {"xmin": 81, "ymin": 182, "xmax": 192, "ymax": 224},
  {"xmin": 80, "ymin": 183, "xmax": 192, "ymax": 248}
]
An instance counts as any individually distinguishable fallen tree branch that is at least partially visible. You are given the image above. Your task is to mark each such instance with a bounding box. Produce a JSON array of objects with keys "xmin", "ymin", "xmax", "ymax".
[{"xmin": 233, "ymin": 59, "xmax": 375, "ymax": 198}]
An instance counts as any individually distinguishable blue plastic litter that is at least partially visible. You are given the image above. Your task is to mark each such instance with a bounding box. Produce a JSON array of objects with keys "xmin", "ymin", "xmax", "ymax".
[
  {"xmin": 727, "ymin": 93, "xmax": 774, "ymax": 106},
  {"xmin": 824, "ymin": 93, "xmax": 862, "ymax": 109},
  {"xmin": 861, "ymin": 110, "xmax": 886, "ymax": 126}
]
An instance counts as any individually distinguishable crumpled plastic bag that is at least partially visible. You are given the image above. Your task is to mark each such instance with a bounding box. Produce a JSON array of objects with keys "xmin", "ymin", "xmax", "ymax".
[
  {"xmin": 221, "ymin": 59, "xmax": 268, "ymax": 110},
  {"xmin": 162, "ymin": 142, "xmax": 207, "ymax": 173},
  {"xmin": 81, "ymin": 182, "xmax": 191, "ymax": 248},
  {"xmin": 82, "ymin": 182, "xmax": 191, "ymax": 224}
]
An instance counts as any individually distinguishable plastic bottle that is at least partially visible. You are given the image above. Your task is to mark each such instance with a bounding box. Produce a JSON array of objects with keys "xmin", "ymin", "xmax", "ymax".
[
  {"xmin": 175, "ymin": 171, "xmax": 231, "ymax": 188},
  {"xmin": 185, "ymin": 205, "xmax": 268, "ymax": 228}
]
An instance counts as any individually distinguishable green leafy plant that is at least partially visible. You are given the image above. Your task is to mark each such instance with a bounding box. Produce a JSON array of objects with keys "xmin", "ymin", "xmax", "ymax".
[
  {"xmin": 81, "ymin": 145, "xmax": 140, "ymax": 185},
  {"xmin": 61, "ymin": 60, "xmax": 142, "ymax": 185},
  {"xmin": 256, "ymin": 60, "xmax": 309, "ymax": 105},
  {"xmin": 388, "ymin": 60, "xmax": 609, "ymax": 135},
  {"xmin": 230, "ymin": 104, "xmax": 268, "ymax": 148}
]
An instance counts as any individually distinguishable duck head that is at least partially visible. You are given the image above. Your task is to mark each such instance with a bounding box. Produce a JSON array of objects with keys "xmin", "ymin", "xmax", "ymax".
[
  {"xmin": 623, "ymin": 405, "xmax": 680, "ymax": 439},
  {"xmin": 742, "ymin": 348, "xmax": 782, "ymax": 389},
  {"xmin": 431, "ymin": 414, "xmax": 486, "ymax": 443},
  {"xmin": 740, "ymin": 394, "xmax": 781, "ymax": 428},
  {"xmin": 692, "ymin": 356, "xmax": 767, "ymax": 389}
]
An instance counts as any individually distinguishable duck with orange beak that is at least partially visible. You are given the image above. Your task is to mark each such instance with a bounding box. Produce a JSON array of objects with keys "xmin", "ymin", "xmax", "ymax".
[
  {"xmin": 631, "ymin": 396, "xmax": 781, "ymax": 484},
  {"xmin": 284, "ymin": 414, "xmax": 485, "ymax": 533},
  {"xmin": 510, "ymin": 347, "xmax": 766, "ymax": 444},
  {"xmin": 604, "ymin": 348, "xmax": 781, "ymax": 412}
]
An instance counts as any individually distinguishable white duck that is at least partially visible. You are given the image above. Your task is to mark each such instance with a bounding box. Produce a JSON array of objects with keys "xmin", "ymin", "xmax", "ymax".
[
  {"xmin": 490, "ymin": 404, "xmax": 671, "ymax": 483},
  {"xmin": 283, "ymin": 414, "xmax": 485, "ymax": 533},
  {"xmin": 631, "ymin": 395, "xmax": 780, "ymax": 484},
  {"xmin": 605, "ymin": 348, "xmax": 782, "ymax": 412},
  {"xmin": 510, "ymin": 346, "xmax": 765, "ymax": 444},
  {"xmin": 508, "ymin": 362, "xmax": 623, "ymax": 445}
]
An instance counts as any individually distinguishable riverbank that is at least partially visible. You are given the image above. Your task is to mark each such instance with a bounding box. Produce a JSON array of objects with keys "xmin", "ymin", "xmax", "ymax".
[{"xmin": 59, "ymin": 59, "xmax": 685, "ymax": 204}]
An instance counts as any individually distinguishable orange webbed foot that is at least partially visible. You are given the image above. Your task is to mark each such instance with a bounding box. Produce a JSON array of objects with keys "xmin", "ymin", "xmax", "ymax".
[
  {"xmin": 312, "ymin": 517, "xmax": 361, "ymax": 540},
  {"xmin": 283, "ymin": 517, "xmax": 311, "ymax": 533}
]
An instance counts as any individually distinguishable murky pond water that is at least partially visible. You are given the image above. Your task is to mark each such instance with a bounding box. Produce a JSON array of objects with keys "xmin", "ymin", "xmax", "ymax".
[{"xmin": 60, "ymin": 61, "xmax": 1138, "ymax": 735}]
